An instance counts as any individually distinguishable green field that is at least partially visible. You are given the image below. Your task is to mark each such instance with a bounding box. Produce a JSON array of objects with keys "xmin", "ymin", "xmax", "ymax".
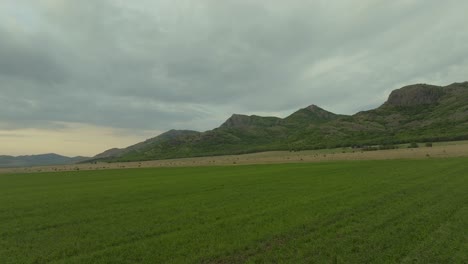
[{"xmin": 1, "ymin": 159, "xmax": 467, "ymax": 263}]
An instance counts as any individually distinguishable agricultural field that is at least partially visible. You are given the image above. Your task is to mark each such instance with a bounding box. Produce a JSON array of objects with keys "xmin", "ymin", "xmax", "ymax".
[
  {"xmin": 2, "ymin": 140, "xmax": 468, "ymax": 174},
  {"xmin": 1, "ymin": 158, "xmax": 467, "ymax": 263}
]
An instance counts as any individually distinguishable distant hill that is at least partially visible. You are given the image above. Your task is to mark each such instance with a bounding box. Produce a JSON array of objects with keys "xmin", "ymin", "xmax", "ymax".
[
  {"xmin": 0, "ymin": 154, "xmax": 89, "ymax": 168},
  {"xmin": 92, "ymin": 130, "xmax": 201, "ymax": 160},
  {"xmin": 93, "ymin": 82, "xmax": 468, "ymax": 162}
]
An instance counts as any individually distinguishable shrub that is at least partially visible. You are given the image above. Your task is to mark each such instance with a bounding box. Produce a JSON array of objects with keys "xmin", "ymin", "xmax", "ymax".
[
  {"xmin": 408, "ymin": 142, "xmax": 419, "ymax": 148},
  {"xmin": 379, "ymin": 144, "xmax": 398, "ymax": 150},
  {"xmin": 425, "ymin": 142, "xmax": 433, "ymax": 147}
]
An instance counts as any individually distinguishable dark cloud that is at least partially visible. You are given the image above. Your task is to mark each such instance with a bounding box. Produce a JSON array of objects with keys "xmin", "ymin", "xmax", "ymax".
[
  {"xmin": 1, "ymin": 0, "xmax": 467, "ymax": 133},
  {"xmin": 0, "ymin": 28, "xmax": 67, "ymax": 84}
]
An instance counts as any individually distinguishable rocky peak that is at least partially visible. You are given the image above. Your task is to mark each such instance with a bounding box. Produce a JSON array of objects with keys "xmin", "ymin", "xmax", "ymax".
[
  {"xmin": 221, "ymin": 114, "xmax": 281, "ymax": 128},
  {"xmin": 305, "ymin": 104, "xmax": 320, "ymax": 111},
  {"xmin": 385, "ymin": 84, "xmax": 444, "ymax": 107},
  {"xmin": 305, "ymin": 104, "xmax": 335, "ymax": 117},
  {"xmin": 221, "ymin": 114, "xmax": 251, "ymax": 128},
  {"xmin": 284, "ymin": 104, "xmax": 337, "ymax": 124}
]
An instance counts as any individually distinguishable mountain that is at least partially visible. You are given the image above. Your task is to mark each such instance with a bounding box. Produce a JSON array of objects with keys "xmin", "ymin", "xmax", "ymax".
[
  {"xmin": 93, "ymin": 82, "xmax": 468, "ymax": 162},
  {"xmin": 283, "ymin": 104, "xmax": 340, "ymax": 125},
  {"xmin": 92, "ymin": 130, "xmax": 202, "ymax": 161},
  {"xmin": 0, "ymin": 153, "xmax": 89, "ymax": 168}
]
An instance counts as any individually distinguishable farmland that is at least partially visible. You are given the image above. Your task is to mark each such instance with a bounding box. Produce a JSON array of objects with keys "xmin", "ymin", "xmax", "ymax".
[
  {"xmin": 1, "ymin": 158, "xmax": 467, "ymax": 263},
  {"xmin": 2, "ymin": 140, "xmax": 468, "ymax": 174}
]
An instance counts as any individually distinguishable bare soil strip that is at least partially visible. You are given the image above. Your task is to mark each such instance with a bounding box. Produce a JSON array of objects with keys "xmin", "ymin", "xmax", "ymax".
[{"xmin": 2, "ymin": 142, "xmax": 468, "ymax": 174}]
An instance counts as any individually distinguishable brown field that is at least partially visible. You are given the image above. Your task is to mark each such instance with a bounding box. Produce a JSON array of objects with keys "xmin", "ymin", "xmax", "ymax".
[{"xmin": 2, "ymin": 141, "xmax": 468, "ymax": 174}]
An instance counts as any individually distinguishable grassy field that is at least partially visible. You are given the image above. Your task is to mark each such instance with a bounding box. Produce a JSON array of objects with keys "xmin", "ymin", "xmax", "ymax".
[{"xmin": 1, "ymin": 158, "xmax": 467, "ymax": 263}]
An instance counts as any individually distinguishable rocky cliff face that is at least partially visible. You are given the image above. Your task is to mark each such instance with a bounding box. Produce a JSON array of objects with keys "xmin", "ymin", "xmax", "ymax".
[{"xmin": 385, "ymin": 84, "xmax": 444, "ymax": 107}]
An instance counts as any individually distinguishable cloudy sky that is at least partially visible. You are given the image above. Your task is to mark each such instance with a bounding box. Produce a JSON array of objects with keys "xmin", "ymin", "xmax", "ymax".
[{"xmin": 1, "ymin": 0, "xmax": 467, "ymax": 156}]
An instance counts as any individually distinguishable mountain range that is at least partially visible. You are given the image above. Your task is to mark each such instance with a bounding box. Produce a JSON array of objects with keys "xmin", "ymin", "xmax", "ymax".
[
  {"xmin": 92, "ymin": 81, "xmax": 468, "ymax": 162},
  {"xmin": 0, "ymin": 154, "xmax": 88, "ymax": 168}
]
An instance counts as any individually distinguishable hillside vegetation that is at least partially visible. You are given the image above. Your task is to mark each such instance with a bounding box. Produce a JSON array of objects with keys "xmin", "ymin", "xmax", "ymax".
[{"xmin": 95, "ymin": 82, "xmax": 468, "ymax": 162}]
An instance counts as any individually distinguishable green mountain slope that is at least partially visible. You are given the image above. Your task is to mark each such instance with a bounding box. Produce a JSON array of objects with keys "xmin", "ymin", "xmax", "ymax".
[{"xmin": 94, "ymin": 82, "xmax": 468, "ymax": 162}]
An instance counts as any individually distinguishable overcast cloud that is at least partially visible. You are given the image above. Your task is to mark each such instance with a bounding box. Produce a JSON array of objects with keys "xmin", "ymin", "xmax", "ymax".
[{"xmin": 1, "ymin": 0, "xmax": 468, "ymax": 155}]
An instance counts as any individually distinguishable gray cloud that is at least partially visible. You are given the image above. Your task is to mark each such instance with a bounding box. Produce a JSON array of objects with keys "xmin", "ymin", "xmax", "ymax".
[{"xmin": 1, "ymin": 0, "xmax": 467, "ymax": 133}]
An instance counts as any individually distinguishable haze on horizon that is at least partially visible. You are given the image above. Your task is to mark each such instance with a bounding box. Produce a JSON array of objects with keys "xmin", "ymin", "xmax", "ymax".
[{"xmin": 1, "ymin": 0, "xmax": 468, "ymax": 157}]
